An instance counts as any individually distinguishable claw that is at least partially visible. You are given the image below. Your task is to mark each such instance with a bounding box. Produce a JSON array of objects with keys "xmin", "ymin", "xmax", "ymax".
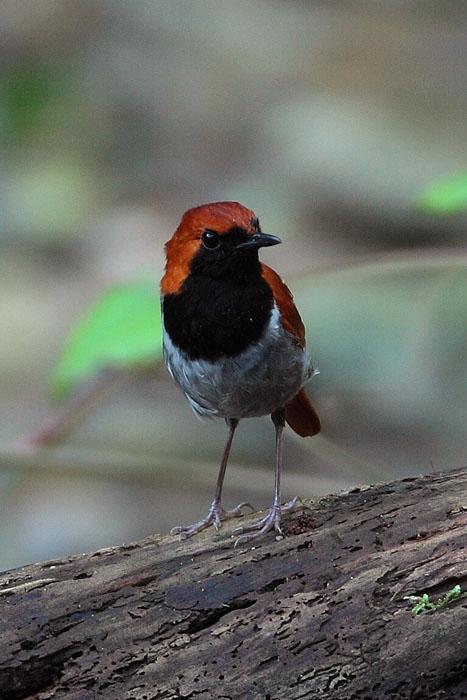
[
  {"xmin": 171, "ymin": 499, "xmax": 254, "ymax": 540},
  {"xmin": 229, "ymin": 501, "xmax": 254, "ymax": 515},
  {"xmin": 233, "ymin": 497, "xmax": 299, "ymax": 547}
]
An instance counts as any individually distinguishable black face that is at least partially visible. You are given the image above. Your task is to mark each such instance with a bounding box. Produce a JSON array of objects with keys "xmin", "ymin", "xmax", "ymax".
[{"xmin": 190, "ymin": 225, "xmax": 262, "ymax": 282}]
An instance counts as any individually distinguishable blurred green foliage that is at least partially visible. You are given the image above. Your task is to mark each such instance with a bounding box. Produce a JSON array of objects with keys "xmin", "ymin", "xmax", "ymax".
[
  {"xmin": 52, "ymin": 280, "xmax": 163, "ymax": 399},
  {"xmin": 418, "ymin": 173, "xmax": 467, "ymax": 216},
  {"xmin": 1, "ymin": 61, "xmax": 66, "ymax": 139}
]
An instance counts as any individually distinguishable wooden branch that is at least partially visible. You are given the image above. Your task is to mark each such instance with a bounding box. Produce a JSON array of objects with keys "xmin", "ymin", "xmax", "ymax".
[{"xmin": 1, "ymin": 467, "xmax": 466, "ymax": 699}]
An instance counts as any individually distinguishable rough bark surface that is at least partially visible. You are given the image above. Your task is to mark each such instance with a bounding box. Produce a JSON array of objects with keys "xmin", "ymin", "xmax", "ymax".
[{"xmin": 1, "ymin": 467, "xmax": 466, "ymax": 700}]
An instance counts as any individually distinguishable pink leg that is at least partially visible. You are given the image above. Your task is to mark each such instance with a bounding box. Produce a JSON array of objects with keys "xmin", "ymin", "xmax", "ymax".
[
  {"xmin": 234, "ymin": 408, "xmax": 298, "ymax": 546},
  {"xmin": 171, "ymin": 418, "xmax": 253, "ymax": 539}
]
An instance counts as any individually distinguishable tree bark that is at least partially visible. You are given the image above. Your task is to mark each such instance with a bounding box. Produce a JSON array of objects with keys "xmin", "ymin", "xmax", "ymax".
[{"xmin": 1, "ymin": 467, "xmax": 466, "ymax": 700}]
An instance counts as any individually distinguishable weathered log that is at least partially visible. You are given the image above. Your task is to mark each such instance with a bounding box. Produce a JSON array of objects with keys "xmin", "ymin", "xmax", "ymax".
[{"xmin": 1, "ymin": 467, "xmax": 466, "ymax": 699}]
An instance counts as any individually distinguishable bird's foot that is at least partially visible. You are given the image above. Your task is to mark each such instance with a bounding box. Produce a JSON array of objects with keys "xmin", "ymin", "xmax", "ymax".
[
  {"xmin": 233, "ymin": 496, "xmax": 299, "ymax": 547},
  {"xmin": 171, "ymin": 500, "xmax": 254, "ymax": 540}
]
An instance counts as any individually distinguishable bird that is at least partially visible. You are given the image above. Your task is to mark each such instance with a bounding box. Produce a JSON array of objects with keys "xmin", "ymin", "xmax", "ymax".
[{"xmin": 160, "ymin": 201, "xmax": 321, "ymax": 545}]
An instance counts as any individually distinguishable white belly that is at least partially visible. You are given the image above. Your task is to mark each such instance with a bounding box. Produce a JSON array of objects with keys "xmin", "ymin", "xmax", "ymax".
[{"xmin": 163, "ymin": 305, "xmax": 313, "ymax": 420}]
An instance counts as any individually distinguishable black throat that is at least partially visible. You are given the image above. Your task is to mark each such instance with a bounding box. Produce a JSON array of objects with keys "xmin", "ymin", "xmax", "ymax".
[{"xmin": 162, "ymin": 252, "xmax": 274, "ymax": 361}]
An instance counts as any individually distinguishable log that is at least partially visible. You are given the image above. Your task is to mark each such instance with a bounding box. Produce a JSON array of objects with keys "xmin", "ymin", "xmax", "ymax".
[{"xmin": 1, "ymin": 467, "xmax": 466, "ymax": 699}]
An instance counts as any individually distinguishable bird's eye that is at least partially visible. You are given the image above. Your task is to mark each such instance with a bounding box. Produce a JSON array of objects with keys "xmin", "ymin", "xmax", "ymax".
[{"xmin": 202, "ymin": 229, "xmax": 220, "ymax": 250}]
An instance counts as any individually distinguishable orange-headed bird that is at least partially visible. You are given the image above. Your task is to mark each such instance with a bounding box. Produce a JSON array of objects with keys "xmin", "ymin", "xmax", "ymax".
[{"xmin": 161, "ymin": 202, "xmax": 320, "ymax": 545}]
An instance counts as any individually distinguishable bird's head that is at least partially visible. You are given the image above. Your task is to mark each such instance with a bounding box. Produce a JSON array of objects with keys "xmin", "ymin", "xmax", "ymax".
[{"xmin": 161, "ymin": 201, "xmax": 281, "ymax": 295}]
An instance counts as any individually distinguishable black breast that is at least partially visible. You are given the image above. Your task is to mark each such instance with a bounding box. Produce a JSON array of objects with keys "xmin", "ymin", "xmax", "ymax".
[{"xmin": 162, "ymin": 275, "xmax": 274, "ymax": 361}]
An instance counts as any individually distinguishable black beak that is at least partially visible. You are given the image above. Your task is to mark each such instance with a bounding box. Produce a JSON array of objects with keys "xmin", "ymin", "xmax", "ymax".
[{"xmin": 235, "ymin": 232, "xmax": 282, "ymax": 250}]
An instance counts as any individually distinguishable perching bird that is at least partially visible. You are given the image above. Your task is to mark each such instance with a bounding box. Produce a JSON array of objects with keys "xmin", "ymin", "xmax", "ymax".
[{"xmin": 160, "ymin": 201, "xmax": 320, "ymax": 545}]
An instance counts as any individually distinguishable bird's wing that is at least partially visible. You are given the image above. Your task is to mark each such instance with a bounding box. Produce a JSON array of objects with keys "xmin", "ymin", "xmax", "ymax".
[
  {"xmin": 261, "ymin": 263, "xmax": 321, "ymax": 437},
  {"xmin": 260, "ymin": 264, "xmax": 306, "ymax": 347}
]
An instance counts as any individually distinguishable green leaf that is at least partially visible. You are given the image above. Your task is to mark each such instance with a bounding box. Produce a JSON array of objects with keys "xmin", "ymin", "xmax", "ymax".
[
  {"xmin": 417, "ymin": 172, "xmax": 467, "ymax": 216},
  {"xmin": 437, "ymin": 584, "xmax": 462, "ymax": 608},
  {"xmin": 51, "ymin": 280, "xmax": 163, "ymax": 399},
  {"xmin": 405, "ymin": 585, "xmax": 462, "ymax": 615}
]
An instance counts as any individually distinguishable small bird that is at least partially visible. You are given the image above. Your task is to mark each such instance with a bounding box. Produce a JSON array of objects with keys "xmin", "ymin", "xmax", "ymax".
[{"xmin": 161, "ymin": 202, "xmax": 321, "ymax": 545}]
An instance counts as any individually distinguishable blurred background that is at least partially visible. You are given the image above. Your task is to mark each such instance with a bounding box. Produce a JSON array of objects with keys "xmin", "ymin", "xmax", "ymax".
[{"xmin": 0, "ymin": 0, "xmax": 466, "ymax": 572}]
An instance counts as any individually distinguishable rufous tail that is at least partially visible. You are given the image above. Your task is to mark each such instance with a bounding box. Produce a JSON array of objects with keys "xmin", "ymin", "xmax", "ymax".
[{"xmin": 285, "ymin": 388, "xmax": 321, "ymax": 437}]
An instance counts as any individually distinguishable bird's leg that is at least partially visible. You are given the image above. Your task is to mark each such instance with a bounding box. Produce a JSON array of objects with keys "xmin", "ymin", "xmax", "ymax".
[
  {"xmin": 234, "ymin": 407, "xmax": 298, "ymax": 546},
  {"xmin": 171, "ymin": 418, "xmax": 253, "ymax": 539}
]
